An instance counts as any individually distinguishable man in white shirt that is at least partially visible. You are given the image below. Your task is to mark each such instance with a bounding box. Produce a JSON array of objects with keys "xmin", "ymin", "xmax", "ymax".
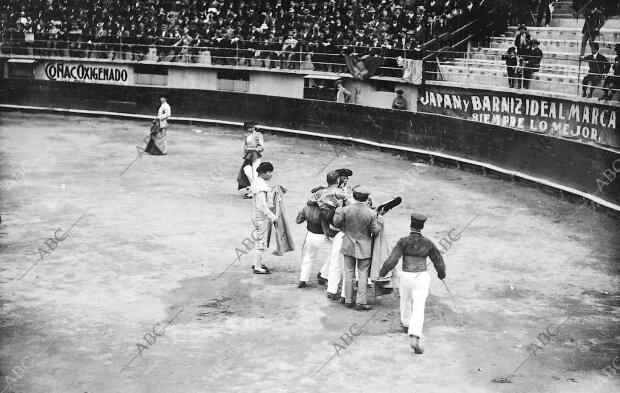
[{"xmin": 251, "ymin": 162, "xmax": 277, "ymax": 274}]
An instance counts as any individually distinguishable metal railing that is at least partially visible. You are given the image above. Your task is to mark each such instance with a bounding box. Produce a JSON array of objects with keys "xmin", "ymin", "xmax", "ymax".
[{"xmin": 0, "ymin": 37, "xmax": 417, "ymax": 77}]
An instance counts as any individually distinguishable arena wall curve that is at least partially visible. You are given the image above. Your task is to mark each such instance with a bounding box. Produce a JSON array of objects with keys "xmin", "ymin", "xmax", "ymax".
[{"xmin": 1, "ymin": 61, "xmax": 619, "ymax": 213}]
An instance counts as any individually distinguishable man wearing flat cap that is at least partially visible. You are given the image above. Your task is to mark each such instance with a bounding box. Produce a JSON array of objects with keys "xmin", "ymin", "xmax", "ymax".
[
  {"xmin": 379, "ymin": 213, "xmax": 446, "ymax": 354},
  {"xmin": 333, "ymin": 187, "xmax": 383, "ymax": 310},
  {"xmin": 392, "ymin": 89, "xmax": 408, "ymax": 110}
]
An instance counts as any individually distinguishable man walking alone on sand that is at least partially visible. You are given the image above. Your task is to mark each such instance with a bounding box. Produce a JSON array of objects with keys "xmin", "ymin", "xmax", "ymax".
[{"xmin": 379, "ymin": 213, "xmax": 446, "ymax": 354}]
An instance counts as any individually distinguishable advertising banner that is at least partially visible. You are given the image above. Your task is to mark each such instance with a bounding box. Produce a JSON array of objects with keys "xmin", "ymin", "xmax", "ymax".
[
  {"xmin": 419, "ymin": 87, "xmax": 619, "ymax": 149},
  {"xmin": 36, "ymin": 61, "xmax": 133, "ymax": 86}
]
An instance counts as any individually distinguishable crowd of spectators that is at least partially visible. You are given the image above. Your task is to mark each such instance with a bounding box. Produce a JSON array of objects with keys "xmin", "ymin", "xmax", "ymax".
[{"xmin": 0, "ymin": 0, "xmax": 500, "ymax": 74}]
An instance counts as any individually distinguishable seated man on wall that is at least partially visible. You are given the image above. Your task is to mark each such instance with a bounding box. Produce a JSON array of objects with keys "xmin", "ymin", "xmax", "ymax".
[
  {"xmin": 580, "ymin": 42, "xmax": 610, "ymax": 98},
  {"xmin": 392, "ymin": 89, "xmax": 408, "ymax": 110},
  {"xmin": 601, "ymin": 44, "xmax": 620, "ymax": 101}
]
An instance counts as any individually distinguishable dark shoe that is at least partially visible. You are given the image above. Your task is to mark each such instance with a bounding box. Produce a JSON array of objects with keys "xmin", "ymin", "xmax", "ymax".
[
  {"xmin": 260, "ymin": 264, "xmax": 271, "ymax": 273},
  {"xmin": 410, "ymin": 335, "xmax": 424, "ymax": 354},
  {"xmin": 339, "ymin": 297, "xmax": 346, "ymax": 304},
  {"xmin": 582, "ymin": 92, "xmax": 587, "ymax": 98},
  {"xmin": 587, "ymin": 92, "xmax": 593, "ymax": 98},
  {"xmin": 253, "ymin": 267, "xmax": 270, "ymax": 274},
  {"xmin": 317, "ymin": 273, "xmax": 327, "ymax": 285},
  {"xmin": 356, "ymin": 304, "xmax": 372, "ymax": 311},
  {"xmin": 327, "ymin": 292, "xmax": 338, "ymax": 300},
  {"xmin": 298, "ymin": 281, "xmax": 307, "ymax": 288},
  {"xmin": 345, "ymin": 303, "xmax": 354, "ymax": 308},
  {"xmin": 243, "ymin": 194, "xmax": 252, "ymax": 199}
]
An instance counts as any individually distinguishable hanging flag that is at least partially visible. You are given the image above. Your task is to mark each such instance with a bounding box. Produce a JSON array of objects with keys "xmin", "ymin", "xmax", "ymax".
[
  {"xmin": 344, "ymin": 55, "xmax": 383, "ymax": 80},
  {"xmin": 402, "ymin": 59, "xmax": 424, "ymax": 85}
]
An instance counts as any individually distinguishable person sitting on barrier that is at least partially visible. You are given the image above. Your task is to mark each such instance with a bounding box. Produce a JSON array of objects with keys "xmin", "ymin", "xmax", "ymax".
[
  {"xmin": 392, "ymin": 89, "xmax": 408, "ymax": 110},
  {"xmin": 502, "ymin": 46, "xmax": 518, "ymax": 89},
  {"xmin": 523, "ymin": 39, "xmax": 543, "ymax": 90},
  {"xmin": 601, "ymin": 44, "xmax": 620, "ymax": 101},
  {"xmin": 580, "ymin": 42, "xmax": 610, "ymax": 99}
]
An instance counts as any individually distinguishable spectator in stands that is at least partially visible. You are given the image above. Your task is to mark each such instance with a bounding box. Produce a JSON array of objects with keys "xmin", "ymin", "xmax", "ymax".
[
  {"xmin": 392, "ymin": 89, "xmax": 408, "ymax": 110},
  {"xmin": 580, "ymin": 42, "xmax": 610, "ymax": 98},
  {"xmin": 580, "ymin": 5, "xmax": 606, "ymax": 57},
  {"xmin": 523, "ymin": 39, "xmax": 543, "ymax": 90},
  {"xmin": 335, "ymin": 79, "xmax": 351, "ymax": 103},
  {"xmin": 601, "ymin": 44, "xmax": 620, "ymax": 101},
  {"xmin": 514, "ymin": 24, "xmax": 531, "ymax": 56},
  {"xmin": 502, "ymin": 46, "xmax": 518, "ymax": 88},
  {"xmin": 536, "ymin": 0, "xmax": 554, "ymax": 27}
]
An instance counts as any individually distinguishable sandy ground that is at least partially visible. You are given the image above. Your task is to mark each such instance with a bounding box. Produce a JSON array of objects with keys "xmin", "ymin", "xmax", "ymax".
[{"xmin": 0, "ymin": 111, "xmax": 618, "ymax": 393}]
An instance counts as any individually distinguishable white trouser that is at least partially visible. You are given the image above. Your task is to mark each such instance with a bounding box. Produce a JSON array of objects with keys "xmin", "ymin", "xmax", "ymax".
[
  {"xmin": 399, "ymin": 271, "xmax": 431, "ymax": 337},
  {"xmin": 327, "ymin": 232, "xmax": 346, "ymax": 295},
  {"xmin": 243, "ymin": 159, "xmax": 261, "ymax": 185},
  {"xmin": 299, "ymin": 232, "xmax": 332, "ymax": 282}
]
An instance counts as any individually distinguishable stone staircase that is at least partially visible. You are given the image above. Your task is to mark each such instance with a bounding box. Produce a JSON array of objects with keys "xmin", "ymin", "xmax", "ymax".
[{"xmin": 438, "ymin": 2, "xmax": 620, "ymax": 97}]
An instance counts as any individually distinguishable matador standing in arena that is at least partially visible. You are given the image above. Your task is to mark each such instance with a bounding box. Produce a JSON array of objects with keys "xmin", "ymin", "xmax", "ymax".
[
  {"xmin": 155, "ymin": 95, "xmax": 170, "ymax": 154},
  {"xmin": 237, "ymin": 122, "xmax": 264, "ymax": 198},
  {"xmin": 250, "ymin": 162, "xmax": 277, "ymax": 274}
]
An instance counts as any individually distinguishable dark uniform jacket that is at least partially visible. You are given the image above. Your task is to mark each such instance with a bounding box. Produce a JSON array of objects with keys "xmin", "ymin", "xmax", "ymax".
[
  {"xmin": 296, "ymin": 204, "xmax": 324, "ymax": 235},
  {"xmin": 379, "ymin": 230, "xmax": 446, "ymax": 277}
]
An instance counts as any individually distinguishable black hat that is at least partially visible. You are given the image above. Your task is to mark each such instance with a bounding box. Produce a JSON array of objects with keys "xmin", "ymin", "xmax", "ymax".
[
  {"xmin": 518, "ymin": 24, "xmax": 526, "ymax": 30},
  {"xmin": 327, "ymin": 170, "xmax": 340, "ymax": 184},
  {"xmin": 335, "ymin": 168, "xmax": 353, "ymax": 177},
  {"xmin": 243, "ymin": 121, "xmax": 257, "ymax": 130},
  {"xmin": 256, "ymin": 162, "xmax": 274, "ymax": 173},
  {"xmin": 396, "ymin": 89, "xmax": 404, "ymax": 94},
  {"xmin": 352, "ymin": 186, "xmax": 370, "ymax": 201},
  {"xmin": 531, "ymin": 39, "xmax": 539, "ymax": 45},
  {"xmin": 410, "ymin": 213, "xmax": 427, "ymax": 229}
]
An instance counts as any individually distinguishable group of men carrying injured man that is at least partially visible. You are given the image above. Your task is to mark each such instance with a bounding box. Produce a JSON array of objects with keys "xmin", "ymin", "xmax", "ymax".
[
  {"xmin": 295, "ymin": 168, "xmax": 446, "ymax": 354},
  {"xmin": 239, "ymin": 121, "xmax": 446, "ymax": 354}
]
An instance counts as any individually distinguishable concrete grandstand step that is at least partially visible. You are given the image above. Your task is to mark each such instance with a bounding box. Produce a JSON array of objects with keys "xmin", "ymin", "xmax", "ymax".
[
  {"xmin": 505, "ymin": 26, "xmax": 620, "ymax": 43},
  {"xmin": 548, "ymin": 16, "xmax": 620, "ymax": 28},
  {"xmin": 451, "ymin": 58, "xmax": 582, "ymax": 75},
  {"xmin": 490, "ymin": 36, "xmax": 618, "ymax": 56},
  {"xmin": 474, "ymin": 47, "xmax": 614, "ymax": 65},
  {"xmin": 439, "ymin": 64, "xmax": 580, "ymax": 95}
]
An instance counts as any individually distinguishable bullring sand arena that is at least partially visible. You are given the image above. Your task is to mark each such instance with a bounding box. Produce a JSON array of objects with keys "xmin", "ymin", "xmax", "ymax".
[{"xmin": 0, "ymin": 111, "xmax": 619, "ymax": 393}]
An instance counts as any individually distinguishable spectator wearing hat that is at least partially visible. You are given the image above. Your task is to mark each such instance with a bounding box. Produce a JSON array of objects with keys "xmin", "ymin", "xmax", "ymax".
[
  {"xmin": 379, "ymin": 213, "xmax": 446, "ymax": 354},
  {"xmin": 333, "ymin": 186, "xmax": 384, "ymax": 310},
  {"xmin": 580, "ymin": 42, "xmax": 610, "ymax": 98},
  {"xmin": 250, "ymin": 161, "xmax": 276, "ymax": 275},
  {"xmin": 392, "ymin": 89, "xmax": 408, "ymax": 110},
  {"xmin": 580, "ymin": 5, "xmax": 605, "ymax": 57},
  {"xmin": 514, "ymin": 24, "xmax": 531, "ymax": 56},
  {"xmin": 502, "ymin": 46, "xmax": 519, "ymax": 88},
  {"xmin": 523, "ymin": 39, "xmax": 543, "ymax": 89},
  {"xmin": 601, "ymin": 44, "xmax": 620, "ymax": 101}
]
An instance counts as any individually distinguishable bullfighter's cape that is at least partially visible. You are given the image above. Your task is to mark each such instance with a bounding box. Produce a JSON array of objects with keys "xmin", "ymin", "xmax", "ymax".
[
  {"xmin": 370, "ymin": 197, "xmax": 402, "ymax": 295},
  {"xmin": 268, "ymin": 185, "xmax": 295, "ymax": 255}
]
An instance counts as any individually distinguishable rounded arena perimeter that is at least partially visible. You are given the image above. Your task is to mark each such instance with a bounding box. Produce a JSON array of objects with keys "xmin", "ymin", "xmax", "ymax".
[{"xmin": 0, "ymin": 112, "xmax": 618, "ymax": 393}]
